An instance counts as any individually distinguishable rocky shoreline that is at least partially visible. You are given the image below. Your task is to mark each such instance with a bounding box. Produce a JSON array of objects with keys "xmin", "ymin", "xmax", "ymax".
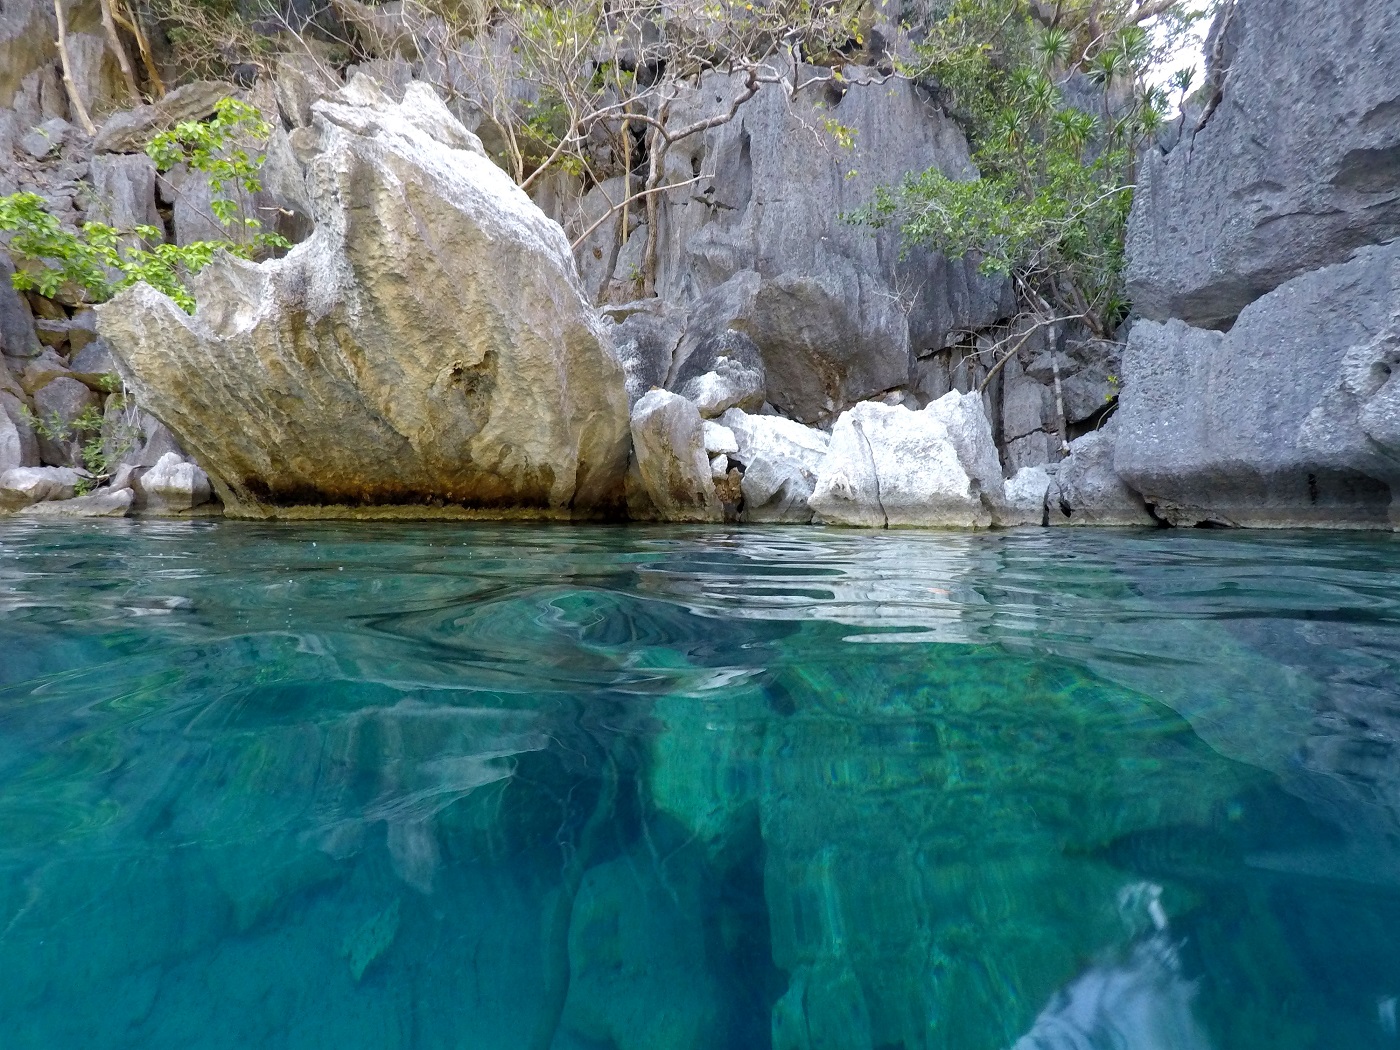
[{"xmin": 1, "ymin": 0, "xmax": 1396, "ymax": 528}]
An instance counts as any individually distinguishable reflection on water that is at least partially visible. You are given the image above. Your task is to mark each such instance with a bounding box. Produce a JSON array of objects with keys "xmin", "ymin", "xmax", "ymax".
[{"xmin": 1, "ymin": 522, "xmax": 1399, "ymax": 1048}]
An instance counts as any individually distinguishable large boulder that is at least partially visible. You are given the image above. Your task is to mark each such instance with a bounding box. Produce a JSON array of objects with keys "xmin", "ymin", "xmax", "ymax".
[
  {"xmin": 31, "ymin": 375, "xmax": 99, "ymax": 467},
  {"xmin": 719, "ymin": 408, "xmax": 830, "ymax": 523},
  {"xmin": 810, "ymin": 395, "xmax": 1000, "ymax": 528},
  {"xmin": 1002, "ymin": 466, "xmax": 1052, "ymax": 527},
  {"xmin": 86, "ymin": 154, "xmax": 163, "ymax": 235},
  {"xmin": 1126, "ymin": 0, "xmax": 1400, "ymax": 328},
  {"xmin": 92, "ymin": 80, "xmax": 233, "ymax": 154},
  {"xmin": 22, "ymin": 487, "xmax": 133, "ymax": 517},
  {"xmin": 629, "ymin": 389, "xmax": 722, "ymax": 523},
  {"xmin": 1115, "ymin": 242, "xmax": 1400, "ymax": 528},
  {"xmin": 680, "ymin": 355, "xmax": 765, "ymax": 419},
  {"xmin": 0, "ymin": 254, "xmax": 41, "ymax": 359},
  {"xmin": 97, "ymin": 78, "xmax": 631, "ymax": 519},
  {"xmin": 0, "ymin": 357, "xmax": 38, "ymax": 470},
  {"xmin": 605, "ymin": 301, "xmax": 684, "ymax": 407}
]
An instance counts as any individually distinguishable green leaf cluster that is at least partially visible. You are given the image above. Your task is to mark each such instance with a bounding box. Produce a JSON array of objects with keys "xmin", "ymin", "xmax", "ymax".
[
  {"xmin": 856, "ymin": 0, "xmax": 1204, "ymax": 334},
  {"xmin": 0, "ymin": 98, "xmax": 290, "ymax": 313}
]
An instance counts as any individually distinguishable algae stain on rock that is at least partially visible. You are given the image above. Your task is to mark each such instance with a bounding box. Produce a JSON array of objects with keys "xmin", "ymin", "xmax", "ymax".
[{"xmin": 342, "ymin": 898, "xmax": 401, "ymax": 982}]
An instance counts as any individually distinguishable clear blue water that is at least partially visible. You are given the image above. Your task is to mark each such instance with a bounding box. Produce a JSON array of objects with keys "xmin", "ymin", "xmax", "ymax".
[{"xmin": 1, "ymin": 521, "xmax": 1399, "ymax": 1049}]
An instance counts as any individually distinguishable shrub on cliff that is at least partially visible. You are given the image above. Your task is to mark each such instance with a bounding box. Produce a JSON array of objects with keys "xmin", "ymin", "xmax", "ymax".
[
  {"xmin": 0, "ymin": 98, "xmax": 288, "ymax": 313},
  {"xmin": 855, "ymin": 0, "xmax": 1211, "ymax": 352}
]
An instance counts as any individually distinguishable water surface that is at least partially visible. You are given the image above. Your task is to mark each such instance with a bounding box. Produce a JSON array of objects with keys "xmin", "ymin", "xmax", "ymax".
[{"xmin": 2, "ymin": 521, "xmax": 1399, "ymax": 1049}]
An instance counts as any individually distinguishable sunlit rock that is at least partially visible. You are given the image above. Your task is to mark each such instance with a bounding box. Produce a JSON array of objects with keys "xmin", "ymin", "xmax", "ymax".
[{"xmin": 97, "ymin": 78, "xmax": 630, "ymax": 519}]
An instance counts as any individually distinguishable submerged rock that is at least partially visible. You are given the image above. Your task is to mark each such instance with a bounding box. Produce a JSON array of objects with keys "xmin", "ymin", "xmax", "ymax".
[{"xmin": 97, "ymin": 78, "xmax": 630, "ymax": 520}]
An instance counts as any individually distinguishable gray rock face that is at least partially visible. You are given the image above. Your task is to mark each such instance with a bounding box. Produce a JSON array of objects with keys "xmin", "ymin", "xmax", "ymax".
[
  {"xmin": 0, "ymin": 389, "xmax": 39, "ymax": 469},
  {"xmin": 719, "ymin": 408, "xmax": 830, "ymax": 524},
  {"xmin": 1298, "ymin": 324, "xmax": 1400, "ymax": 513},
  {"xmin": 86, "ymin": 153, "xmax": 162, "ymax": 233},
  {"xmin": 0, "ymin": 397, "xmax": 25, "ymax": 472},
  {"xmin": 31, "ymin": 375, "xmax": 99, "ymax": 467},
  {"xmin": 1002, "ymin": 466, "xmax": 1052, "ymax": 527},
  {"xmin": 111, "ymin": 411, "xmax": 182, "ymax": 469},
  {"xmin": 649, "ymin": 65, "xmax": 1008, "ymax": 424},
  {"xmin": 98, "ymin": 79, "xmax": 630, "ymax": 519},
  {"xmin": 1116, "ymin": 242, "xmax": 1400, "ymax": 528},
  {"xmin": 1127, "ymin": 0, "xmax": 1400, "ymax": 328},
  {"xmin": 135, "ymin": 451, "xmax": 212, "ymax": 513},
  {"xmin": 0, "ymin": 0, "xmax": 53, "ymax": 111},
  {"xmin": 680, "ymin": 356, "xmax": 766, "ymax": 419},
  {"xmin": 93, "ymin": 80, "xmax": 232, "ymax": 154},
  {"xmin": 629, "ymin": 389, "xmax": 722, "ymax": 523},
  {"xmin": 19, "ymin": 116, "xmax": 71, "ymax": 158},
  {"xmin": 0, "ymin": 254, "xmax": 40, "ymax": 359},
  {"xmin": 605, "ymin": 302, "xmax": 683, "ymax": 407},
  {"xmin": 1051, "ymin": 422, "xmax": 1156, "ymax": 527},
  {"xmin": 69, "ymin": 337, "xmax": 116, "ymax": 375}
]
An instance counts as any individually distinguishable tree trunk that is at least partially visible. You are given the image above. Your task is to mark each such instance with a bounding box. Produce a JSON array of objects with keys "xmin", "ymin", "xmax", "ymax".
[{"xmin": 53, "ymin": 0, "xmax": 96, "ymax": 135}]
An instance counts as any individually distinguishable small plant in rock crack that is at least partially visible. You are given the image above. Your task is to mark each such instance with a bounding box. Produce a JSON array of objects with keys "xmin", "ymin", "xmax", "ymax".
[{"xmin": 18, "ymin": 402, "xmax": 138, "ymax": 493}]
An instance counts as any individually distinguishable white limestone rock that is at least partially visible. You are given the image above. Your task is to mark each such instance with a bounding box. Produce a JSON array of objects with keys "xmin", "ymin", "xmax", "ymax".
[
  {"xmin": 1002, "ymin": 466, "xmax": 1052, "ymax": 526},
  {"xmin": 97, "ymin": 78, "xmax": 630, "ymax": 519},
  {"xmin": 23, "ymin": 487, "xmax": 134, "ymax": 517},
  {"xmin": 135, "ymin": 451, "xmax": 213, "ymax": 513},
  {"xmin": 718, "ymin": 408, "xmax": 829, "ymax": 524},
  {"xmin": 810, "ymin": 401, "xmax": 990, "ymax": 528},
  {"xmin": 702, "ymin": 420, "xmax": 738, "ymax": 456},
  {"xmin": 0, "ymin": 465, "xmax": 86, "ymax": 511},
  {"xmin": 1051, "ymin": 422, "xmax": 1156, "ymax": 527},
  {"xmin": 924, "ymin": 390, "xmax": 1007, "ymax": 516},
  {"xmin": 680, "ymin": 355, "xmax": 766, "ymax": 419},
  {"xmin": 629, "ymin": 390, "xmax": 722, "ymax": 523}
]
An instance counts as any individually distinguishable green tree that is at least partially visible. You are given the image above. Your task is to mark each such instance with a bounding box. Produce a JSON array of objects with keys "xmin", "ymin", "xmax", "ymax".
[{"xmin": 855, "ymin": 0, "xmax": 1208, "ymax": 355}]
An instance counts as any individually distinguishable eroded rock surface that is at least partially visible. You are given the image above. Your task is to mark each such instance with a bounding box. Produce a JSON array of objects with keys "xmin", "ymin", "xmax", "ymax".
[
  {"xmin": 811, "ymin": 393, "xmax": 1003, "ymax": 528},
  {"xmin": 629, "ymin": 389, "xmax": 722, "ymax": 523},
  {"xmin": 720, "ymin": 408, "xmax": 830, "ymax": 524},
  {"xmin": 97, "ymin": 79, "xmax": 631, "ymax": 519},
  {"xmin": 1051, "ymin": 421, "xmax": 1156, "ymax": 527},
  {"xmin": 1127, "ymin": 0, "xmax": 1400, "ymax": 328},
  {"xmin": 1116, "ymin": 243, "xmax": 1400, "ymax": 528}
]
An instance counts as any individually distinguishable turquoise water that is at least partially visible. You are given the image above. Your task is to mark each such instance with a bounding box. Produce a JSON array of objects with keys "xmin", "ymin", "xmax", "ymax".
[{"xmin": 1, "ymin": 522, "xmax": 1399, "ymax": 1049}]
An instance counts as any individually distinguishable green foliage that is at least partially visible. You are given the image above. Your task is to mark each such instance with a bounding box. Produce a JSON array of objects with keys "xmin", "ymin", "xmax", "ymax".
[
  {"xmin": 857, "ymin": 0, "xmax": 1208, "ymax": 334},
  {"xmin": 21, "ymin": 398, "xmax": 139, "ymax": 489},
  {"xmin": 146, "ymin": 97, "xmax": 281, "ymax": 232},
  {"xmin": 0, "ymin": 99, "xmax": 289, "ymax": 313}
]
